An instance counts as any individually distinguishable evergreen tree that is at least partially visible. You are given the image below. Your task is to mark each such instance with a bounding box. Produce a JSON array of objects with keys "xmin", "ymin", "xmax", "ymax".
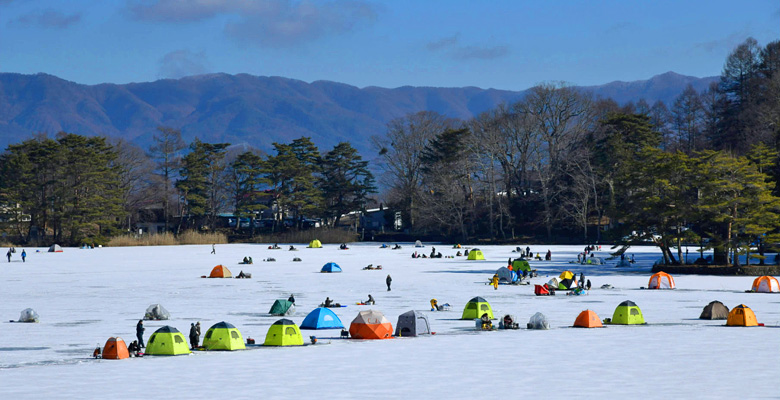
[
  {"xmin": 320, "ymin": 142, "xmax": 376, "ymax": 227},
  {"xmin": 176, "ymin": 139, "xmax": 230, "ymax": 230},
  {"xmin": 229, "ymin": 151, "xmax": 268, "ymax": 234}
]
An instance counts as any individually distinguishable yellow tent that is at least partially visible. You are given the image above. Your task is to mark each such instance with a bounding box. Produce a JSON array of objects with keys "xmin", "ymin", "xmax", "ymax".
[
  {"xmin": 145, "ymin": 326, "xmax": 191, "ymax": 356},
  {"xmin": 467, "ymin": 250, "xmax": 485, "ymax": 260},
  {"xmin": 264, "ymin": 319, "xmax": 304, "ymax": 346},
  {"xmin": 461, "ymin": 296, "xmax": 493, "ymax": 320},
  {"xmin": 202, "ymin": 322, "xmax": 245, "ymax": 350},
  {"xmin": 308, "ymin": 239, "xmax": 322, "ymax": 248},
  {"xmin": 726, "ymin": 304, "xmax": 758, "ymax": 327}
]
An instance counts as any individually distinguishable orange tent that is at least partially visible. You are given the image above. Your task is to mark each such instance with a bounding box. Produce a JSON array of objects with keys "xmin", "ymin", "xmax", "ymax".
[
  {"xmin": 648, "ymin": 271, "xmax": 675, "ymax": 289},
  {"xmin": 102, "ymin": 337, "xmax": 129, "ymax": 359},
  {"xmin": 573, "ymin": 310, "xmax": 603, "ymax": 328},
  {"xmin": 751, "ymin": 276, "xmax": 779, "ymax": 293},
  {"xmin": 209, "ymin": 265, "xmax": 232, "ymax": 278},
  {"xmin": 726, "ymin": 304, "xmax": 758, "ymax": 326},
  {"xmin": 349, "ymin": 310, "xmax": 393, "ymax": 339}
]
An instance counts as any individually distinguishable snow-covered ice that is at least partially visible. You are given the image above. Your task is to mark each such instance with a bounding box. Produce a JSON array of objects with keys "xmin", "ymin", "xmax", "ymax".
[{"xmin": 1, "ymin": 243, "xmax": 778, "ymax": 399}]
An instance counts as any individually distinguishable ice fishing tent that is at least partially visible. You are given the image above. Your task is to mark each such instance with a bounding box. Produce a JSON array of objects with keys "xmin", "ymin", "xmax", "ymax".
[
  {"xmin": 320, "ymin": 262, "xmax": 342, "ymax": 273},
  {"xmin": 144, "ymin": 304, "xmax": 170, "ymax": 320},
  {"xmin": 512, "ymin": 259, "xmax": 531, "ymax": 272},
  {"xmin": 557, "ymin": 271, "xmax": 577, "ymax": 289},
  {"xmin": 203, "ymin": 322, "xmax": 245, "ymax": 350},
  {"xmin": 700, "ymin": 301, "xmax": 729, "ymax": 320},
  {"xmin": 48, "ymin": 244, "xmax": 63, "ymax": 252},
  {"xmin": 300, "ymin": 307, "xmax": 344, "ymax": 330},
  {"xmin": 726, "ymin": 304, "xmax": 758, "ymax": 327},
  {"xmin": 209, "ymin": 264, "xmax": 232, "ymax": 278},
  {"xmin": 496, "ymin": 267, "xmax": 518, "ymax": 284},
  {"xmin": 534, "ymin": 284, "xmax": 552, "ymax": 296},
  {"xmin": 18, "ymin": 308, "xmax": 39, "ymax": 322},
  {"xmin": 527, "ymin": 312, "xmax": 550, "ymax": 330},
  {"xmin": 610, "ymin": 300, "xmax": 645, "ymax": 325},
  {"xmin": 467, "ymin": 249, "xmax": 485, "ymax": 260},
  {"xmin": 269, "ymin": 299, "xmax": 295, "ymax": 316},
  {"xmin": 102, "ymin": 337, "xmax": 129, "ymax": 359},
  {"xmin": 308, "ymin": 239, "xmax": 322, "ymax": 248},
  {"xmin": 349, "ymin": 310, "xmax": 394, "ymax": 339},
  {"xmin": 751, "ymin": 276, "xmax": 780, "ymax": 293},
  {"xmin": 415, "ymin": 240, "xmax": 423, "ymax": 247},
  {"xmin": 264, "ymin": 319, "xmax": 304, "ymax": 346},
  {"xmin": 616, "ymin": 259, "xmax": 631, "ymax": 268},
  {"xmin": 395, "ymin": 310, "xmax": 431, "ymax": 337},
  {"xmin": 145, "ymin": 326, "xmax": 191, "ymax": 356},
  {"xmin": 461, "ymin": 296, "xmax": 494, "ymax": 320},
  {"xmin": 648, "ymin": 271, "xmax": 675, "ymax": 289},
  {"xmin": 573, "ymin": 310, "xmax": 603, "ymax": 328}
]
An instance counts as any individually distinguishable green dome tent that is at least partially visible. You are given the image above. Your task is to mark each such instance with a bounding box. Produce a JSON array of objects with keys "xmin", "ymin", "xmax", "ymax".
[
  {"xmin": 202, "ymin": 322, "xmax": 245, "ymax": 351},
  {"xmin": 461, "ymin": 296, "xmax": 493, "ymax": 320},
  {"xmin": 467, "ymin": 249, "xmax": 485, "ymax": 260},
  {"xmin": 609, "ymin": 300, "xmax": 645, "ymax": 325},
  {"xmin": 269, "ymin": 299, "xmax": 295, "ymax": 316},
  {"xmin": 145, "ymin": 326, "xmax": 191, "ymax": 356}
]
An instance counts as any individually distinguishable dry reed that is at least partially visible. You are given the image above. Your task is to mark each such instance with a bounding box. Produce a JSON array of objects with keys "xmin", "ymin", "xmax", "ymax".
[{"xmin": 107, "ymin": 231, "xmax": 228, "ymax": 247}]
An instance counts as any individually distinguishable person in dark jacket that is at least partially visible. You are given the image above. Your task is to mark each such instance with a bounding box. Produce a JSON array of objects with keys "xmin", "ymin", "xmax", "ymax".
[
  {"xmin": 365, "ymin": 294, "xmax": 375, "ymax": 305},
  {"xmin": 136, "ymin": 320, "xmax": 145, "ymax": 348},
  {"xmin": 386, "ymin": 274, "xmax": 392, "ymax": 291},
  {"xmin": 288, "ymin": 294, "xmax": 295, "ymax": 304},
  {"xmin": 128, "ymin": 340, "xmax": 140, "ymax": 357},
  {"xmin": 189, "ymin": 323, "xmax": 198, "ymax": 349}
]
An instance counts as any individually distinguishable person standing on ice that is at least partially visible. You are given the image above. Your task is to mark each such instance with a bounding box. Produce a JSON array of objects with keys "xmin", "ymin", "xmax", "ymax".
[
  {"xmin": 21, "ymin": 249, "xmax": 26, "ymax": 262},
  {"xmin": 136, "ymin": 320, "xmax": 145, "ymax": 348},
  {"xmin": 386, "ymin": 274, "xmax": 392, "ymax": 291},
  {"xmin": 211, "ymin": 244, "xmax": 216, "ymax": 254},
  {"xmin": 491, "ymin": 274, "xmax": 499, "ymax": 290},
  {"xmin": 189, "ymin": 323, "xmax": 198, "ymax": 349},
  {"xmin": 6, "ymin": 249, "xmax": 10, "ymax": 262}
]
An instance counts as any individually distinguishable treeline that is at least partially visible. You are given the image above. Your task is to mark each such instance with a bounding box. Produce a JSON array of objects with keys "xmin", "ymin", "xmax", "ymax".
[
  {"xmin": 374, "ymin": 38, "xmax": 780, "ymax": 265},
  {"xmin": 0, "ymin": 131, "xmax": 375, "ymax": 245}
]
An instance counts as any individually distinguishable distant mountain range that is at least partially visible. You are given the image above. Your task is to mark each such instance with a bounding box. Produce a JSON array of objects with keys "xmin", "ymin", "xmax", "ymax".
[{"xmin": 0, "ymin": 71, "xmax": 718, "ymax": 156}]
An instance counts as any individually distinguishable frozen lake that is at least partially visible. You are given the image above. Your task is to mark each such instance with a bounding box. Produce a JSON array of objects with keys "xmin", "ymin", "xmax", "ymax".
[{"xmin": 1, "ymin": 243, "xmax": 778, "ymax": 399}]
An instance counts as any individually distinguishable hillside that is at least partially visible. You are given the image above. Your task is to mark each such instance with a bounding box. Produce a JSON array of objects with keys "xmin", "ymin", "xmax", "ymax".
[{"xmin": 0, "ymin": 71, "xmax": 718, "ymax": 155}]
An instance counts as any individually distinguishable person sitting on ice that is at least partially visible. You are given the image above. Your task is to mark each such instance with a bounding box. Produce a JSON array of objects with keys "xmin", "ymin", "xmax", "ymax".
[
  {"xmin": 92, "ymin": 346, "xmax": 101, "ymax": 359},
  {"xmin": 545, "ymin": 250, "xmax": 552, "ymax": 261},
  {"xmin": 456, "ymin": 251, "xmax": 462, "ymax": 256},
  {"xmin": 289, "ymin": 245, "xmax": 297, "ymax": 251},
  {"xmin": 324, "ymin": 297, "xmax": 333, "ymax": 307},
  {"xmin": 339, "ymin": 243, "xmax": 348, "ymax": 250},
  {"xmin": 392, "ymin": 244, "xmax": 401, "ymax": 250},
  {"xmin": 128, "ymin": 340, "xmax": 140, "ymax": 357},
  {"xmin": 480, "ymin": 313, "xmax": 492, "ymax": 330},
  {"xmin": 365, "ymin": 294, "xmax": 375, "ymax": 305}
]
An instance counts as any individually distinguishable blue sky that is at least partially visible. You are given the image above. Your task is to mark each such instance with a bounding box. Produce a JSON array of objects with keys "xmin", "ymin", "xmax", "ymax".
[{"xmin": 0, "ymin": 0, "xmax": 777, "ymax": 90}]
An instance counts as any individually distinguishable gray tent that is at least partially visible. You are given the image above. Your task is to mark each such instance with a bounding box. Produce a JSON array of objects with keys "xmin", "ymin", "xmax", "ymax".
[
  {"xmin": 496, "ymin": 267, "xmax": 518, "ymax": 284},
  {"xmin": 395, "ymin": 310, "xmax": 431, "ymax": 337},
  {"xmin": 700, "ymin": 300, "xmax": 729, "ymax": 320},
  {"xmin": 18, "ymin": 308, "xmax": 39, "ymax": 322},
  {"xmin": 48, "ymin": 244, "xmax": 63, "ymax": 252},
  {"xmin": 144, "ymin": 304, "xmax": 171, "ymax": 320},
  {"xmin": 527, "ymin": 312, "xmax": 550, "ymax": 330}
]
